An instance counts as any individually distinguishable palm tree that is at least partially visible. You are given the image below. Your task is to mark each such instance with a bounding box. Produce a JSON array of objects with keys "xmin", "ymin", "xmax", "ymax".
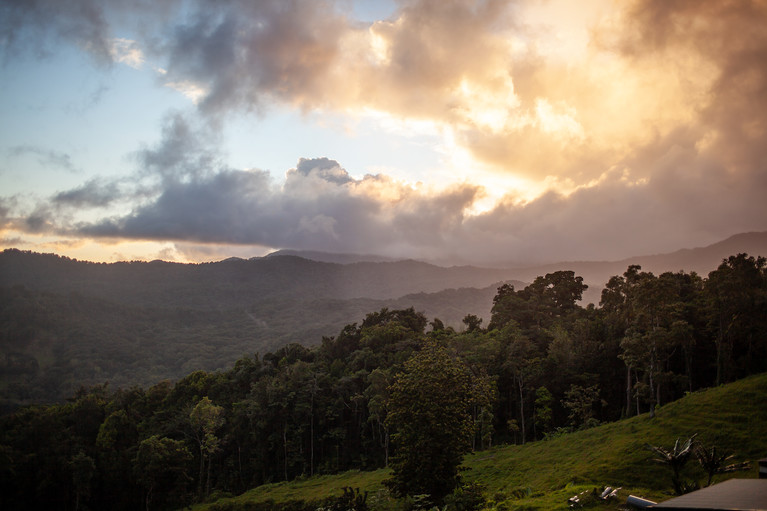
[
  {"xmin": 694, "ymin": 443, "xmax": 750, "ymax": 487},
  {"xmin": 646, "ymin": 435, "xmax": 697, "ymax": 494}
]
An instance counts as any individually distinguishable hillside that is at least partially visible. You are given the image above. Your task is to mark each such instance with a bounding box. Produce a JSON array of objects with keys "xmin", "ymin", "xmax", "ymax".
[
  {"xmin": 0, "ymin": 250, "xmax": 516, "ymax": 305},
  {"xmin": 503, "ymin": 231, "xmax": 767, "ymax": 305},
  {"xmin": 194, "ymin": 373, "xmax": 767, "ymax": 511},
  {"xmin": 2, "ymin": 230, "xmax": 765, "ymax": 406},
  {"xmin": 0, "ymin": 280, "xmax": 511, "ymax": 407},
  {"xmin": 0, "ymin": 249, "xmax": 528, "ymax": 406},
  {"xmin": 265, "ymin": 249, "xmax": 398, "ymax": 264}
]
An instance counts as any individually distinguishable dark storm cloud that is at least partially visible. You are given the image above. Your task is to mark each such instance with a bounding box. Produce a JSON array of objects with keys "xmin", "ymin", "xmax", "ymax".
[
  {"xmin": 80, "ymin": 169, "xmax": 276, "ymax": 243},
  {"xmin": 23, "ymin": 204, "xmax": 57, "ymax": 234},
  {"xmin": 75, "ymin": 170, "xmax": 484, "ymax": 258}
]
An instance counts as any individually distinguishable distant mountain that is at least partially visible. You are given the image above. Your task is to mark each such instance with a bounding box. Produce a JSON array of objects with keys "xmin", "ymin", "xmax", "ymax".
[
  {"xmin": 502, "ymin": 231, "xmax": 767, "ymax": 305},
  {"xmin": 2, "ymin": 231, "xmax": 764, "ymax": 406},
  {"xmin": 0, "ymin": 249, "xmax": 525, "ymax": 406},
  {"xmin": 265, "ymin": 249, "xmax": 399, "ymax": 264},
  {"xmin": 0, "ymin": 250, "xmax": 517, "ymax": 305}
]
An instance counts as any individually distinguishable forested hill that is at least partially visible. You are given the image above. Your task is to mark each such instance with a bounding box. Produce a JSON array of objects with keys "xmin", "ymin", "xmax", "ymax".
[
  {"xmin": 1, "ymin": 254, "xmax": 765, "ymax": 510},
  {"xmin": 0, "ymin": 249, "xmax": 522, "ymax": 406},
  {"xmin": 2, "ymin": 234, "xmax": 767, "ymax": 408},
  {"xmin": 501, "ymin": 231, "xmax": 767, "ymax": 304},
  {"xmin": 0, "ymin": 249, "xmax": 515, "ymax": 306}
]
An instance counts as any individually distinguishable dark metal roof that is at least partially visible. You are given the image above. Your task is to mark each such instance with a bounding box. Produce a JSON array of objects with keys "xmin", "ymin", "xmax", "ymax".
[{"xmin": 651, "ymin": 479, "xmax": 767, "ymax": 510}]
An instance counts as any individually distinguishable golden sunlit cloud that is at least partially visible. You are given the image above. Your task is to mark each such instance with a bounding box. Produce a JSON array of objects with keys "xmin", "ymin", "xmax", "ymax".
[{"xmin": 2, "ymin": 0, "xmax": 765, "ymax": 265}]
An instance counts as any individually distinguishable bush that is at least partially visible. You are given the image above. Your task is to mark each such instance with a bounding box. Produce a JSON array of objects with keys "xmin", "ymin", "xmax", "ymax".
[
  {"xmin": 443, "ymin": 482, "xmax": 486, "ymax": 511},
  {"xmin": 318, "ymin": 487, "xmax": 368, "ymax": 511}
]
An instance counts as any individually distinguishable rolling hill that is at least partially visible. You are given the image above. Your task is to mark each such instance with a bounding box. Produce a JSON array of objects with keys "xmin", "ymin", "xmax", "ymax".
[
  {"xmin": 0, "ymin": 251, "xmax": 519, "ymax": 406},
  {"xmin": 1, "ymin": 231, "xmax": 765, "ymax": 406},
  {"xmin": 501, "ymin": 231, "xmax": 767, "ymax": 305},
  {"xmin": 192, "ymin": 372, "xmax": 767, "ymax": 511}
]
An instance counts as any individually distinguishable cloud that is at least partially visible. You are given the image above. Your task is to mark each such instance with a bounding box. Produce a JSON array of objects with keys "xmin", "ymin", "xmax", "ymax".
[
  {"xmin": 0, "ymin": 0, "xmax": 113, "ymax": 64},
  {"xmin": 7, "ymin": 145, "xmax": 79, "ymax": 173},
  {"xmin": 2, "ymin": 0, "xmax": 765, "ymax": 265},
  {"xmin": 52, "ymin": 155, "xmax": 761, "ymax": 266},
  {"xmin": 0, "ymin": 0, "xmax": 590, "ymax": 178},
  {"xmin": 153, "ymin": 0, "xmax": 347, "ymax": 115},
  {"xmin": 0, "ymin": 0, "xmax": 178, "ymax": 65},
  {"xmin": 7, "ymin": 146, "xmax": 766, "ymax": 265},
  {"xmin": 604, "ymin": 0, "xmax": 767, "ymax": 176},
  {"xmin": 132, "ymin": 112, "xmax": 223, "ymax": 184},
  {"xmin": 291, "ymin": 157, "xmax": 354, "ymax": 185},
  {"xmin": 109, "ymin": 37, "xmax": 144, "ymax": 68},
  {"xmin": 52, "ymin": 178, "xmax": 121, "ymax": 208},
  {"xmin": 71, "ymin": 166, "xmax": 483, "ymax": 259}
]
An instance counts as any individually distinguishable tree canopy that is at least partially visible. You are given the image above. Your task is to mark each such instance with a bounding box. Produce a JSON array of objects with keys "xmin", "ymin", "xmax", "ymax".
[
  {"xmin": 386, "ymin": 342, "xmax": 490, "ymax": 503},
  {"xmin": 0, "ymin": 254, "xmax": 765, "ymax": 510}
]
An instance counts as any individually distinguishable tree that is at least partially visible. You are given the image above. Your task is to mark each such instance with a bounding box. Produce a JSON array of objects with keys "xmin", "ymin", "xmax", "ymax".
[
  {"xmin": 647, "ymin": 435, "xmax": 697, "ymax": 495},
  {"xmin": 134, "ymin": 435, "xmax": 192, "ymax": 511},
  {"xmin": 563, "ymin": 384, "xmax": 605, "ymax": 429},
  {"xmin": 610, "ymin": 267, "xmax": 687, "ymax": 418},
  {"xmin": 490, "ymin": 272, "xmax": 587, "ymax": 334},
  {"xmin": 385, "ymin": 342, "xmax": 486, "ymax": 504},
  {"xmin": 189, "ymin": 396, "xmax": 225, "ymax": 500},
  {"xmin": 462, "ymin": 314, "xmax": 483, "ymax": 333},
  {"xmin": 534, "ymin": 386, "xmax": 554, "ymax": 437},
  {"xmin": 365, "ymin": 368, "xmax": 392, "ymax": 466},
  {"xmin": 500, "ymin": 325, "xmax": 541, "ymax": 444},
  {"xmin": 705, "ymin": 254, "xmax": 767, "ymax": 384},
  {"xmin": 70, "ymin": 451, "xmax": 95, "ymax": 511},
  {"xmin": 694, "ymin": 443, "xmax": 750, "ymax": 487}
]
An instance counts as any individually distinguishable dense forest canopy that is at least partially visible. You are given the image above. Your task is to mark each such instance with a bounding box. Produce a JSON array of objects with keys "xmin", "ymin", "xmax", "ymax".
[
  {"xmin": 0, "ymin": 249, "xmax": 523, "ymax": 407},
  {"xmin": 0, "ymin": 253, "xmax": 766, "ymax": 510}
]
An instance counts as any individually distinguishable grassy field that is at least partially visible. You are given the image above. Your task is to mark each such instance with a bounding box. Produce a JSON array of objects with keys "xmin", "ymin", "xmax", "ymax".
[{"xmin": 193, "ymin": 373, "xmax": 767, "ymax": 510}]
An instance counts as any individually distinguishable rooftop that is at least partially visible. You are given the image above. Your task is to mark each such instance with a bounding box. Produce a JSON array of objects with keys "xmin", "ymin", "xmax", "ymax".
[{"xmin": 651, "ymin": 479, "xmax": 767, "ymax": 510}]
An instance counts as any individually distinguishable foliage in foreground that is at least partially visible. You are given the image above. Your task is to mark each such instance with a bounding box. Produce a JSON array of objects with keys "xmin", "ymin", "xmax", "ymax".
[
  {"xmin": 0, "ymin": 254, "xmax": 765, "ymax": 510},
  {"xmin": 386, "ymin": 343, "xmax": 491, "ymax": 503},
  {"xmin": 196, "ymin": 372, "xmax": 767, "ymax": 511}
]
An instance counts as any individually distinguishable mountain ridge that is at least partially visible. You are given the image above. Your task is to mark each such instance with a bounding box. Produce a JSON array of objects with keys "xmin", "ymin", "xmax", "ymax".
[
  {"xmin": 2, "ymin": 231, "xmax": 765, "ymax": 405},
  {"xmin": 499, "ymin": 231, "xmax": 767, "ymax": 304}
]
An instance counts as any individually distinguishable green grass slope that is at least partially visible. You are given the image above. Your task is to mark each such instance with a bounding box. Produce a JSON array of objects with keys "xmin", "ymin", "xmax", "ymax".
[{"xmin": 195, "ymin": 373, "xmax": 767, "ymax": 511}]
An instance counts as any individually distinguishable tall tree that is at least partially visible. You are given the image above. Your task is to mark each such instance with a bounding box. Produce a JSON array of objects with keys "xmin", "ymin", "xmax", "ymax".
[
  {"xmin": 70, "ymin": 451, "xmax": 95, "ymax": 511},
  {"xmin": 705, "ymin": 253, "xmax": 767, "ymax": 384},
  {"xmin": 385, "ymin": 342, "xmax": 486, "ymax": 504},
  {"xmin": 189, "ymin": 396, "xmax": 225, "ymax": 500},
  {"xmin": 134, "ymin": 435, "xmax": 192, "ymax": 511}
]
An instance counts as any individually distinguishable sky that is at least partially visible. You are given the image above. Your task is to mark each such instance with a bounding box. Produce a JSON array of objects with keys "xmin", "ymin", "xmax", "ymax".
[{"xmin": 1, "ymin": 0, "xmax": 765, "ymax": 266}]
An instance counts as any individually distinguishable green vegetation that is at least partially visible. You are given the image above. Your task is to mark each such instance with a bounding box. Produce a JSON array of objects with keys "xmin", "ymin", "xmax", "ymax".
[
  {"xmin": 386, "ymin": 342, "xmax": 490, "ymax": 503},
  {"xmin": 193, "ymin": 373, "xmax": 767, "ymax": 511},
  {"xmin": 0, "ymin": 252, "xmax": 765, "ymax": 510},
  {"xmin": 0, "ymin": 250, "xmax": 509, "ymax": 407}
]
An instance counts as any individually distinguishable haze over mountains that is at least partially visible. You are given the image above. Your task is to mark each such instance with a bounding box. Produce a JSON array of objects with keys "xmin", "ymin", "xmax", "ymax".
[
  {"xmin": 266, "ymin": 231, "xmax": 767, "ymax": 305},
  {"xmin": 502, "ymin": 231, "xmax": 767, "ymax": 304},
  {"xmin": 0, "ymin": 231, "xmax": 765, "ymax": 407}
]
